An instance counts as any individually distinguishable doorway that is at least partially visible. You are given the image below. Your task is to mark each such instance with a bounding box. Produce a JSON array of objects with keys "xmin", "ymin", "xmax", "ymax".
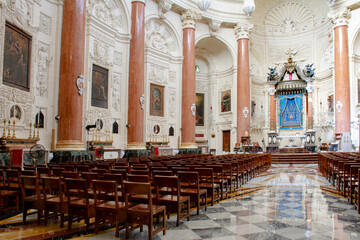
[{"xmin": 222, "ymin": 130, "xmax": 230, "ymax": 152}]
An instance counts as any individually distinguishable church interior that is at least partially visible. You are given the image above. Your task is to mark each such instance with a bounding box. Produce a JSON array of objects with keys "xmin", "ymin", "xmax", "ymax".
[{"xmin": 1, "ymin": 0, "xmax": 360, "ymax": 239}]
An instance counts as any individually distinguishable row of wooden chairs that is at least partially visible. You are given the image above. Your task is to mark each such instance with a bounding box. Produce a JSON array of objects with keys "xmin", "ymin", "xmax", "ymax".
[{"xmin": 319, "ymin": 152, "xmax": 360, "ymax": 214}]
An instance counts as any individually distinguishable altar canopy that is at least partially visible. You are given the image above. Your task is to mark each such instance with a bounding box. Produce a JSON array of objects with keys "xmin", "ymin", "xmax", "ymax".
[{"xmin": 280, "ymin": 94, "xmax": 303, "ymax": 129}]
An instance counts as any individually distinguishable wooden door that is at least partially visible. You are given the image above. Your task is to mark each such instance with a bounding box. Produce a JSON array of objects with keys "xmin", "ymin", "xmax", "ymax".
[{"xmin": 222, "ymin": 130, "xmax": 230, "ymax": 152}]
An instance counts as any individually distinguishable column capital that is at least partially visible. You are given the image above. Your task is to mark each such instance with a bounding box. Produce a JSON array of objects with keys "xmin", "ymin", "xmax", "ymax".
[
  {"xmin": 328, "ymin": 8, "xmax": 351, "ymax": 28},
  {"xmin": 132, "ymin": 0, "xmax": 146, "ymax": 4},
  {"xmin": 181, "ymin": 9, "xmax": 202, "ymax": 29},
  {"xmin": 268, "ymin": 87, "xmax": 276, "ymax": 96},
  {"xmin": 234, "ymin": 22, "xmax": 253, "ymax": 39}
]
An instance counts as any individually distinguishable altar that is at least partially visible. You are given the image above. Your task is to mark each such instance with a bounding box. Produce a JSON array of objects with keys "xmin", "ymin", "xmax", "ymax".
[{"xmin": 277, "ymin": 135, "xmax": 306, "ymax": 148}]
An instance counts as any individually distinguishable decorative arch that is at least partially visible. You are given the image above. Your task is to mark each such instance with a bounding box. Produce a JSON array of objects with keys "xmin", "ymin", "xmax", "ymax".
[
  {"xmin": 86, "ymin": 0, "xmax": 129, "ymax": 33},
  {"xmin": 145, "ymin": 17, "xmax": 181, "ymax": 56},
  {"xmin": 195, "ymin": 34, "xmax": 236, "ymax": 65}
]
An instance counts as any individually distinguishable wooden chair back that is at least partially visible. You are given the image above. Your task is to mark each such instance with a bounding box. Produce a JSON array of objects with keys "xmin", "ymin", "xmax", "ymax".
[
  {"xmin": 127, "ymin": 174, "xmax": 150, "ymax": 182},
  {"xmin": 124, "ymin": 181, "xmax": 152, "ymax": 207}
]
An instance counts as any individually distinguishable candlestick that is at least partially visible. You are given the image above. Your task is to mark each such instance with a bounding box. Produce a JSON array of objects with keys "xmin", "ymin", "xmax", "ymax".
[
  {"xmin": 36, "ymin": 124, "xmax": 40, "ymax": 140},
  {"xmin": 33, "ymin": 123, "xmax": 36, "ymax": 139},
  {"xmin": 7, "ymin": 120, "xmax": 11, "ymax": 138},
  {"xmin": 12, "ymin": 120, "xmax": 16, "ymax": 139},
  {"xmin": 29, "ymin": 123, "xmax": 32, "ymax": 139},
  {"xmin": 2, "ymin": 120, "xmax": 6, "ymax": 138}
]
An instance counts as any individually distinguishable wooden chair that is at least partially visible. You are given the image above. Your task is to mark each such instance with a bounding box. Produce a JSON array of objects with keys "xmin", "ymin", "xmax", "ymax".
[
  {"xmin": 21, "ymin": 170, "xmax": 36, "ymax": 176},
  {"xmin": 63, "ymin": 165, "xmax": 75, "ymax": 172},
  {"xmin": 41, "ymin": 177, "xmax": 68, "ymax": 227},
  {"xmin": 52, "ymin": 167, "xmax": 65, "ymax": 177},
  {"xmin": 93, "ymin": 180, "xmax": 126, "ymax": 237},
  {"xmin": 65, "ymin": 178, "xmax": 95, "ymax": 231},
  {"xmin": 124, "ymin": 181, "xmax": 166, "ymax": 240},
  {"xmin": 0, "ymin": 169, "xmax": 19, "ymax": 212},
  {"xmin": 62, "ymin": 171, "xmax": 80, "ymax": 179},
  {"xmin": 154, "ymin": 176, "xmax": 190, "ymax": 226},
  {"xmin": 20, "ymin": 175, "xmax": 44, "ymax": 224},
  {"xmin": 37, "ymin": 167, "xmax": 50, "ymax": 179},
  {"xmin": 196, "ymin": 168, "xmax": 220, "ymax": 206},
  {"xmin": 6, "ymin": 169, "xmax": 21, "ymax": 191},
  {"xmin": 177, "ymin": 171, "xmax": 207, "ymax": 215},
  {"xmin": 92, "ymin": 169, "xmax": 108, "ymax": 178},
  {"xmin": 77, "ymin": 165, "xmax": 90, "ymax": 173}
]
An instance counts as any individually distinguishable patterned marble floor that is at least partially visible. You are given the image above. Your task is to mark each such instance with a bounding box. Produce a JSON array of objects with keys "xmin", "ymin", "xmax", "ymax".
[{"xmin": 1, "ymin": 164, "xmax": 360, "ymax": 240}]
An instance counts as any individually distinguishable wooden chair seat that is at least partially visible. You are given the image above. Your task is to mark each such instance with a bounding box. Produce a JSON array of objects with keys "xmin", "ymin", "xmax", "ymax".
[
  {"xmin": 21, "ymin": 175, "xmax": 44, "ymax": 224},
  {"xmin": 127, "ymin": 203, "xmax": 165, "ymax": 214}
]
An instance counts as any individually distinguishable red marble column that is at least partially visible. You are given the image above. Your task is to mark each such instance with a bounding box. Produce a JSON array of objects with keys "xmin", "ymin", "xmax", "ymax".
[
  {"xmin": 330, "ymin": 10, "xmax": 351, "ymax": 135},
  {"xmin": 56, "ymin": 0, "xmax": 86, "ymax": 150},
  {"xmin": 269, "ymin": 86, "xmax": 276, "ymax": 131},
  {"xmin": 180, "ymin": 10, "xmax": 200, "ymax": 149},
  {"xmin": 235, "ymin": 23, "xmax": 252, "ymax": 144},
  {"xmin": 127, "ymin": 0, "xmax": 146, "ymax": 149},
  {"xmin": 307, "ymin": 83, "xmax": 314, "ymax": 130}
]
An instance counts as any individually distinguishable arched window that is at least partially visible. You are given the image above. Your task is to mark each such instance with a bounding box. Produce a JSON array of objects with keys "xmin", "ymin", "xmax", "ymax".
[
  {"xmin": 112, "ymin": 121, "xmax": 119, "ymax": 134},
  {"xmin": 169, "ymin": 126, "xmax": 174, "ymax": 136},
  {"xmin": 195, "ymin": 65, "xmax": 200, "ymax": 73},
  {"xmin": 35, "ymin": 111, "xmax": 44, "ymax": 128}
]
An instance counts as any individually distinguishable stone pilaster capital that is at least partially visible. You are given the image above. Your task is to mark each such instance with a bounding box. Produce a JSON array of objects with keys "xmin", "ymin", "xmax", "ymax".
[
  {"xmin": 328, "ymin": 8, "xmax": 351, "ymax": 27},
  {"xmin": 268, "ymin": 87, "xmax": 276, "ymax": 96},
  {"xmin": 158, "ymin": 0, "xmax": 173, "ymax": 19},
  {"xmin": 132, "ymin": 0, "xmax": 146, "ymax": 4},
  {"xmin": 181, "ymin": 9, "xmax": 202, "ymax": 29},
  {"xmin": 234, "ymin": 22, "xmax": 253, "ymax": 39}
]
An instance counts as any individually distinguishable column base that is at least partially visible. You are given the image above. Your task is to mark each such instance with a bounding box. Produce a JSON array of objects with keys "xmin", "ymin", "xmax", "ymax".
[
  {"xmin": 180, "ymin": 143, "xmax": 198, "ymax": 149},
  {"xmin": 50, "ymin": 150, "xmax": 95, "ymax": 163},
  {"xmin": 56, "ymin": 140, "xmax": 85, "ymax": 151},
  {"xmin": 124, "ymin": 149, "xmax": 149, "ymax": 158},
  {"xmin": 178, "ymin": 148, "xmax": 201, "ymax": 155},
  {"xmin": 127, "ymin": 143, "xmax": 146, "ymax": 150}
]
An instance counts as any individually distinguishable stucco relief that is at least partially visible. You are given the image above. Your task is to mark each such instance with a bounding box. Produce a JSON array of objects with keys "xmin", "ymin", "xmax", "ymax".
[
  {"xmin": 39, "ymin": 12, "xmax": 51, "ymax": 35},
  {"xmin": 0, "ymin": 100, "xmax": 5, "ymax": 119},
  {"xmin": 145, "ymin": 19, "xmax": 176, "ymax": 55},
  {"xmin": 37, "ymin": 42, "xmax": 52, "ymax": 97},
  {"xmin": 90, "ymin": 39, "xmax": 112, "ymax": 67},
  {"xmin": 168, "ymin": 89, "xmax": 176, "ymax": 119},
  {"xmin": 148, "ymin": 65, "xmax": 168, "ymax": 85},
  {"xmin": 86, "ymin": 0, "xmax": 124, "ymax": 30},
  {"xmin": 169, "ymin": 71, "xmax": 176, "ymax": 83},
  {"xmin": 196, "ymin": 81, "xmax": 207, "ymax": 92},
  {"xmin": 320, "ymin": 44, "xmax": 334, "ymax": 71},
  {"xmin": 0, "ymin": 88, "xmax": 34, "ymax": 126},
  {"xmin": 86, "ymin": 109, "xmax": 111, "ymax": 129},
  {"xmin": 113, "ymin": 51, "xmax": 122, "ymax": 66},
  {"xmin": 265, "ymin": 1, "xmax": 316, "ymax": 34},
  {"xmin": 112, "ymin": 73, "xmax": 121, "ymax": 111},
  {"xmin": 196, "ymin": 48, "xmax": 217, "ymax": 71},
  {"xmin": 5, "ymin": 0, "xmax": 33, "ymax": 27},
  {"xmin": 147, "ymin": 119, "xmax": 167, "ymax": 137}
]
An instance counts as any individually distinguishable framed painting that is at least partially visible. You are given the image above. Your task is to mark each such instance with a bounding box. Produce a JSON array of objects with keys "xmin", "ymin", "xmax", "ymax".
[
  {"xmin": 91, "ymin": 64, "xmax": 108, "ymax": 109},
  {"xmin": 196, "ymin": 93, "xmax": 204, "ymax": 126},
  {"xmin": 3, "ymin": 22, "xmax": 32, "ymax": 91},
  {"xmin": 221, "ymin": 90, "xmax": 231, "ymax": 113},
  {"xmin": 150, "ymin": 83, "xmax": 164, "ymax": 117}
]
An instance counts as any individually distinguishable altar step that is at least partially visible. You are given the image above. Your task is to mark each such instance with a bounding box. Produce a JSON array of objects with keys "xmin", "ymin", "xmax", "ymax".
[{"xmin": 271, "ymin": 153, "xmax": 318, "ymax": 164}]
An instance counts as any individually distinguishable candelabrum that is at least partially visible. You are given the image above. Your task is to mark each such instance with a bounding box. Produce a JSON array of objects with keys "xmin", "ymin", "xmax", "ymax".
[
  {"xmin": 32, "ymin": 123, "xmax": 36, "ymax": 140},
  {"xmin": 36, "ymin": 124, "xmax": 40, "ymax": 140},
  {"xmin": 2, "ymin": 120, "xmax": 6, "ymax": 138},
  {"xmin": 7, "ymin": 120, "xmax": 11, "ymax": 138},
  {"xmin": 12, "ymin": 120, "xmax": 16, "ymax": 139}
]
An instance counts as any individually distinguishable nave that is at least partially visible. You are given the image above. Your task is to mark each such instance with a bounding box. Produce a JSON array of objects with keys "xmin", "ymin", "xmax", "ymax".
[{"xmin": 1, "ymin": 164, "xmax": 359, "ymax": 240}]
